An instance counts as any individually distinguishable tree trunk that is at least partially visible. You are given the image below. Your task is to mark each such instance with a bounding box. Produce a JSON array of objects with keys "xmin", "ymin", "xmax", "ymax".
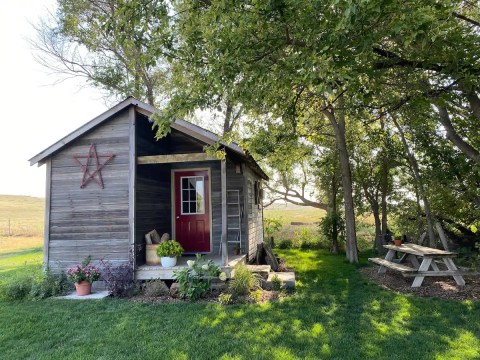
[
  {"xmin": 330, "ymin": 175, "xmax": 339, "ymax": 255},
  {"xmin": 414, "ymin": 185, "xmax": 424, "ymax": 240},
  {"xmin": 459, "ymin": 83, "xmax": 480, "ymax": 121},
  {"xmin": 223, "ymin": 99, "xmax": 234, "ymax": 135},
  {"xmin": 323, "ymin": 101, "xmax": 358, "ymax": 263},
  {"xmin": 380, "ymin": 159, "xmax": 389, "ymax": 237},
  {"xmin": 146, "ymin": 85, "xmax": 155, "ymax": 107},
  {"xmin": 372, "ymin": 202, "xmax": 383, "ymax": 254},
  {"xmin": 391, "ymin": 115, "xmax": 436, "ymax": 247},
  {"xmin": 361, "ymin": 181, "xmax": 383, "ymax": 254},
  {"xmin": 436, "ymin": 106, "xmax": 480, "ymax": 165}
]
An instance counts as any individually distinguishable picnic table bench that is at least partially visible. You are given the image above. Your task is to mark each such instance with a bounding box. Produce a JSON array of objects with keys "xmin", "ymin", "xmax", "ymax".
[{"xmin": 369, "ymin": 243, "xmax": 469, "ymax": 288}]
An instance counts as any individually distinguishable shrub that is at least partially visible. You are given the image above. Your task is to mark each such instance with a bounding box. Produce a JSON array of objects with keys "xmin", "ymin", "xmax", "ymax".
[
  {"xmin": 271, "ymin": 274, "xmax": 283, "ymax": 291},
  {"xmin": 0, "ymin": 269, "xmax": 69, "ymax": 301},
  {"xmin": 218, "ymin": 292, "xmax": 234, "ymax": 305},
  {"xmin": 157, "ymin": 240, "xmax": 184, "ymax": 257},
  {"xmin": 248, "ymin": 289, "xmax": 263, "ymax": 303},
  {"xmin": 143, "ymin": 280, "xmax": 169, "ymax": 297},
  {"xmin": 173, "ymin": 254, "xmax": 224, "ymax": 300},
  {"xmin": 100, "ymin": 261, "xmax": 136, "ymax": 298},
  {"xmin": 264, "ymin": 218, "xmax": 283, "ymax": 239},
  {"xmin": 0, "ymin": 275, "xmax": 33, "ymax": 300},
  {"xmin": 228, "ymin": 265, "xmax": 260, "ymax": 296},
  {"xmin": 294, "ymin": 227, "xmax": 320, "ymax": 249},
  {"xmin": 276, "ymin": 239, "xmax": 293, "ymax": 249},
  {"xmin": 29, "ymin": 269, "xmax": 69, "ymax": 299}
]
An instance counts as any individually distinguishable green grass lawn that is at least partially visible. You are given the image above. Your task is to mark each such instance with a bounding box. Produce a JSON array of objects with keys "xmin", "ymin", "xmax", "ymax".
[{"xmin": 0, "ymin": 246, "xmax": 479, "ymax": 360}]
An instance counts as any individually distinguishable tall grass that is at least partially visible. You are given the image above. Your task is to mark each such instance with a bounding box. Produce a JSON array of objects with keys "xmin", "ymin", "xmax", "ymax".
[{"xmin": 0, "ymin": 195, "xmax": 44, "ymax": 237}]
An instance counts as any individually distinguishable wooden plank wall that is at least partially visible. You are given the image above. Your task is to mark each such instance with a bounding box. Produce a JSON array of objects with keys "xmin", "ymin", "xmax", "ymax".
[
  {"xmin": 135, "ymin": 164, "xmax": 171, "ymax": 265},
  {"xmin": 225, "ymin": 158, "xmax": 247, "ymax": 255},
  {"xmin": 245, "ymin": 167, "xmax": 265, "ymax": 260},
  {"xmin": 48, "ymin": 109, "xmax": 131, "ymax": 270},
  {"xmin": 136, "ymin": 113, "xmax": 204, "ymax": 156}
]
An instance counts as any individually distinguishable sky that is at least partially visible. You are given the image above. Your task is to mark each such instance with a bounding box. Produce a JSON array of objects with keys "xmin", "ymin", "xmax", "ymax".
[{"xmin": 0, "ymin": 0, "xmax": 107, "ymax": 198}]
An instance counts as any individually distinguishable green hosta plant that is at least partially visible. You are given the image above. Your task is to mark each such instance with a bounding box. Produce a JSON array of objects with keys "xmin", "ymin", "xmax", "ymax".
[
  {"xmin": 157, "ymin": 240, "xmax": 183, "ymax": 257},
  {"xmin": 173, "ymin": 254, "xmax": 226, "ymax": 300}
]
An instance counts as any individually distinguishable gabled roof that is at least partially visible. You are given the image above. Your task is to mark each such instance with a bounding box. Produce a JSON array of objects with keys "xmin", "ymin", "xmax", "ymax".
[{"xmin": 29, "ymin": 97, "xmax": 268, "ymax": 180}]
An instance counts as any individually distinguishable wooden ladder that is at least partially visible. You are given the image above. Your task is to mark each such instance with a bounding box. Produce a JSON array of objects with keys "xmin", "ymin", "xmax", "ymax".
[{"xmin": 219, "ymin": 190, "xmax": 242, "ymax": 254}]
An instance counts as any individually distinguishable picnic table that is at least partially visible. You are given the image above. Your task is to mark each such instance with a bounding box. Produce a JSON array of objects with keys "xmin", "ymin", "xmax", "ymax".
[{"xmin": 369, "ymin": 243, "xmax": 466, "ymax": 288}]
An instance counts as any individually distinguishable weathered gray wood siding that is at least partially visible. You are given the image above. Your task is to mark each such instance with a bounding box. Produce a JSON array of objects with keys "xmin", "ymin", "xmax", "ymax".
[
  {"xmin": 135, "ymin": 165, "xmax": 171, "ymax": 265},
  {"xmin": 225, "ymin": 158, "xmax": 247, "ymax": 254},
  {"xmin": 245, "ymin": 167, "xmax": 264, "ymax": 260},
  {"xmin": 48, "ymin": 109, "xmax": 131, "ymax": 270}
]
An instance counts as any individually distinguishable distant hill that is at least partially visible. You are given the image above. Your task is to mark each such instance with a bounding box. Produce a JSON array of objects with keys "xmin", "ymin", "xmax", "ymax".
[{"xmin": 0, "ymin": 195, "xmax": 44, "ymax": 236}]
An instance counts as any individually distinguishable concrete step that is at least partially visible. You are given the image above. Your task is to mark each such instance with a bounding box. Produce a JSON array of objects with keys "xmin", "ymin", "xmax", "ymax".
[
  {"xmin": 245, "ymin": 265, "xmax": 271, "ymax": 279},
  {"xmin": 264, "ymin": 272, "xmax": 296, "ymax": 289}
]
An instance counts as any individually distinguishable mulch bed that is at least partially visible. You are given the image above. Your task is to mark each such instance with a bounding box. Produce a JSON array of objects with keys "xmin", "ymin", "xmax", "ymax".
[
  {"xmin": 129, "ymin": 288, "xmax": 285, "ymax": 305},
  {"xmin": 361, "ymin": 266, "xmax": 480, "ymax": 301}
]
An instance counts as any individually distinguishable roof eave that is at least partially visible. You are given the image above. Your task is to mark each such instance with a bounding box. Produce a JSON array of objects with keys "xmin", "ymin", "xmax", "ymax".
[{"xmin": 29, "ymin": 97, "xmax": 153, "ymax": 166}]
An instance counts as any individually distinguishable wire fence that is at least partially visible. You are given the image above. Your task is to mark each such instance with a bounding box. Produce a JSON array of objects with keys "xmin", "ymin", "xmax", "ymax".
[{"xmin": 0, "ymin": 218, "xmax": 43, "ymax": 237}]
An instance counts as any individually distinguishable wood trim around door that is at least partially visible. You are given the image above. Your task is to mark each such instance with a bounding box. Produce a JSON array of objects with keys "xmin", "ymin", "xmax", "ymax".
[{"xmin": 171, "ymin": 168, "xmax": 213, "ymax": 254}]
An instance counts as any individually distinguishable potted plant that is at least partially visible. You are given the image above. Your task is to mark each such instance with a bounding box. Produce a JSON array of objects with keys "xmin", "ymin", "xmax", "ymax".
[
  {"xmin": 156, "ymin": 240, "xmax": 184, "ymax": 267},
  {"xmin": 65, "ymin": 256, "xmax": 101, "ymax": 296},
  {"xmin": 394, "ymin": 236, "xmax": 402, "ymax": 246}
]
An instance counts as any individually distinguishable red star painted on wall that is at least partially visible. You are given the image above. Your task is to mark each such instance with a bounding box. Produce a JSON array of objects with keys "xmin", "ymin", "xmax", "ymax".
[{"xmin": 73, "ymin": 144, "xmax": 115, "ymax": 189}]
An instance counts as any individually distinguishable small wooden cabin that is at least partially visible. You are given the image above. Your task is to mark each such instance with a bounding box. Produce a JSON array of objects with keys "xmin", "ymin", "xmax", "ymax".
[{"xmin": 29, "ymin": 97, "xmax": 268, "ymax": 279}]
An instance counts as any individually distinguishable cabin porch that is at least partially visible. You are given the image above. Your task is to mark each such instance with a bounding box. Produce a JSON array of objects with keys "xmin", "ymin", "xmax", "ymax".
[{"xmin": 135, "ymin": 254, "xmax": 247, "ymax": 280}]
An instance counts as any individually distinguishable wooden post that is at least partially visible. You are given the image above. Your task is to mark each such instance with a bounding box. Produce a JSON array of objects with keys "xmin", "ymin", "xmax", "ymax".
[
  {"xmin": 435, "ymin": 222, "xmax": 450, "ymax": 251},
  {"xmin": 221, "ymin": 159, "xmax": 228, "ymax": 265},
  {"xmin": 43, "ymin": 159, "xmax": 52, "ymax": 270}
]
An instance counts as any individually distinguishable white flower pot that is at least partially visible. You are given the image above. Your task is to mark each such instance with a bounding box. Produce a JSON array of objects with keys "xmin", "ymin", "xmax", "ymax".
[{"xmin": 160, "ymin": 256, "xmax": 177, "ymax": 267}]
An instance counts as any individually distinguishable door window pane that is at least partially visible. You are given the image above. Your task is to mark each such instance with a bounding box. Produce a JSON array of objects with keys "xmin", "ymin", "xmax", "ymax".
[{"xmin": 180, "ymin": 176, "xmax": 205, "ymax": 214}]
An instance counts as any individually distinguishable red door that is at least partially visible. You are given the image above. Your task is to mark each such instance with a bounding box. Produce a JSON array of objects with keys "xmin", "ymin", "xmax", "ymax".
[{"xmin": 174, "ymin": 170, "xmax": 210, "ymax": 253}]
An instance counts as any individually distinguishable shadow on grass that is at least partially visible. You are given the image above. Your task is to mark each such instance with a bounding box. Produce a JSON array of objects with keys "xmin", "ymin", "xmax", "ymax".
[
  {"xmin": 182, "ymin": 250, "xmax": 480, "ymax": 359},
  {"xmin": 0, "ymin": 247, "xmax": 43, "ymax": 260},
  {"xmin": 0, "ymin": 250, "xmax": 478, "ymax": 360}
]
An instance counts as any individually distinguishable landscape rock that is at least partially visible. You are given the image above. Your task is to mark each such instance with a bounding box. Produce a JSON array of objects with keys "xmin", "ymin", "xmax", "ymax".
[{"xmin": 169, "ymin": 282, "xmax": 179, "ymax": 297}]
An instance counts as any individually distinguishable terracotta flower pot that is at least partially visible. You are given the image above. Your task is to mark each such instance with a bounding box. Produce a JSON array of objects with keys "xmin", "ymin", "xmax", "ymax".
[
  {"xmin": 75, "ymin": 281, "xmax": 92, "ymax": 296},
  {"xmin": 394, "ymin": 239, "xmax": 402, "ymax": 246}
]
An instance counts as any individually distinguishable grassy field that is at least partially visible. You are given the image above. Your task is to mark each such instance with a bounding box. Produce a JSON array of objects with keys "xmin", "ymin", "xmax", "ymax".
[
  {"xmin": 264, "ymin": 203, "xmax": 326, "ymax": 225},
  {"xmin": 264, "ymin": 203, "xmax": 376, "ymax": 250},
  {"xmin": 0, "ymin": 241, "xmax": 479, "ymax": 359},
  {"xmin": 0, "ymin": 195, "xmax": 44, "ymax": 237}
]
